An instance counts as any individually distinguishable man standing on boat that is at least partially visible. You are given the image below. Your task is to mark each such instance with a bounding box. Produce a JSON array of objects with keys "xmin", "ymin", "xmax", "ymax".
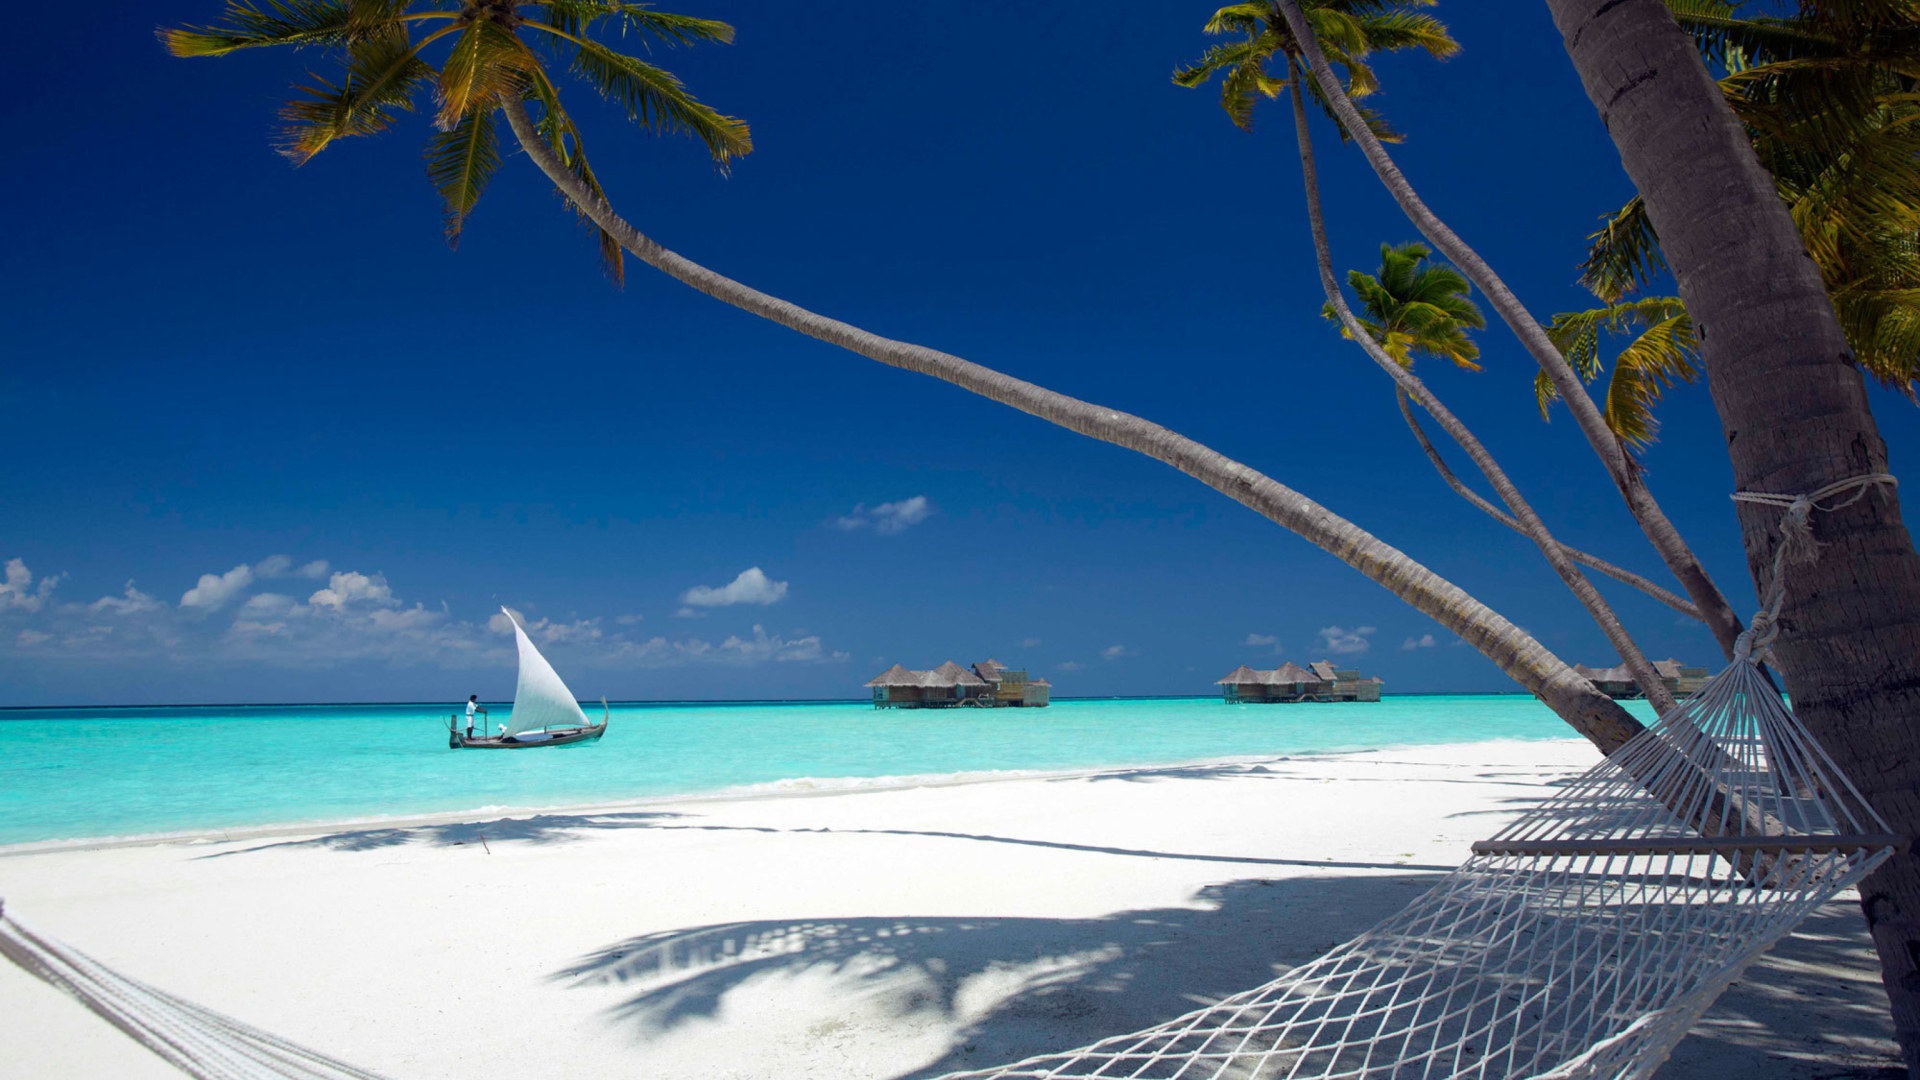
[{"xmin": 465, "ymin": 695, "xmax": 486, "ymax": 739}]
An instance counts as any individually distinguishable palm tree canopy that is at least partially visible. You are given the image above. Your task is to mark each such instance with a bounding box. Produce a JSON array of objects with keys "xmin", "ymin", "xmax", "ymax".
[
  {"xmin": 162, "ymin": 0, "xmax": 753, "ymax": 283},
  {"xmin": 1323, "ymin": 241, "xmax": 1485, "ymax": 369},
  {"xmin": 1580, "ymin": 0, "xmax": 1920, "ymax": 394},
  {"xmin": 1172, "ymin": 0, "xmax": 1458, "ymax": 140},
  {"xmin": 1538, "ymin": 297, "xmax": 1701, "ymax": 452}
]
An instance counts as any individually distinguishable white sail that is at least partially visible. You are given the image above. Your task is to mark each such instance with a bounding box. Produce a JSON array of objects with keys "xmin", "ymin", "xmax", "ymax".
[{"xmin": 502, "ymin": 607, "xmax": 592, "ymax": 737}]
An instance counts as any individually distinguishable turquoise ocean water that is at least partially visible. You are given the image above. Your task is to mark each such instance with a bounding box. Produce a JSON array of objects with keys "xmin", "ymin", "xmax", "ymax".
[{"xmin": 0, "ymin": 695, "xmax": 1653, "ymax": 847}]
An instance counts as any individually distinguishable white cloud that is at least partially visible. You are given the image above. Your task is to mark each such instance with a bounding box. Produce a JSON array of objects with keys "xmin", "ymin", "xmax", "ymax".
[
  {"xmin": 1020, "ymin": 638, "xmax": 1042, "ymax": 648},
  {"xmin": 1317, "ymin": 625, "xmax": 1376, "ymax": 656},
  {"xmin": 833, "ymin": 495, "xmax": 933, "ymax": 535},
  {"xmin": 0, "ymin": 558, "xmax": 61, "ymax": 613},
  {"xmin": 89, "ymin": 581, "xmax": 162, "ymax": 617},
  {"xmin": 673, "ymin": 607, "xmax": 705, "ymax": 619},
  {"xmin": 716, "ymin": 624, "xmax": 847, "ymax": 664},
  {"xmin": 1245, "ymin": 632, "xmax": 1283, "ymax": 656},
  {"xmin": 1, "ymin": 559, "xmax": 845, "ymax": 673},
  {"xmin": 1401, "ymin": 634, "xmax": 1437, "ymax": 651},
  {"xmin": 681, "ymin": 567, "xmax": 788, "ymax": 608},
  {"xmin": 254, "ymin": 555, "xmax": 331, "ymax": 580},
  {"xmin": 181, "ymin": 565, "xmax": 254, "ymax": 611},
  {"xmin": 1101, "ymin": 645, "xmax": 1133, "ymax": 661},
  {"xmin": 1057, "ymin": 660, "xmax": 1084, "ymax": 672},
  {"xmin": 308, "ymin": 571, "xmax": 397, "ymax": 610},
  {"xmin": 616, "ymin": 614, "xmax": 644, "ymax": 626}
]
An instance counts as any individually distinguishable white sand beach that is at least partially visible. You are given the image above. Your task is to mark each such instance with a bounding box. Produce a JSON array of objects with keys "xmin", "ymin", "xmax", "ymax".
[{"xmin": 1, "ymin": 739, "xmax": 1898, "ymax": 1080}]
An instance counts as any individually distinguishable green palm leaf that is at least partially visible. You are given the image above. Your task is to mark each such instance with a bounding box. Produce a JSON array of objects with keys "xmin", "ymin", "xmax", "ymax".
[
  {"xmin": 558, "ymin": 32, "xmax": 751, "ymax": 164},
  {"xmin": 1325, "ymin": 241, "xmax": 1483, "ymax": 369},
  {"xmin": 1540, "ymin": 299, "xmax": 1699, "ymax": 449},
  {"xmin": 1173, "ymin": 1, "xmax": 1457, "ymax": 141},
  {"xmin": 164, "ymin": 0, "xmax": 750, "ymax": 278},
  {"xmin": 278, "ymin": 23, "xmax": 444, "ymax": 162},
  {"xmin": 161, "ymin": 1, "xmax": 357, "ymax": 56},
  {"xmin": 437, "ymin": 17, "xmax": 541, "ymax": 130},
  {"xmin": 425, "ymin": 103, "xmax": 501, "ymax": 245}
]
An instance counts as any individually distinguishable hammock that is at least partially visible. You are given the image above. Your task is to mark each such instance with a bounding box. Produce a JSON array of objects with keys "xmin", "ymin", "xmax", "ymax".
[
  {"xmin": 932, "ymin": 651, "xmax": 1898, "ymax": 1080},
  {"xmin": 0, "ymin": 652, "xmax": 1898, "ymax": 1080}
]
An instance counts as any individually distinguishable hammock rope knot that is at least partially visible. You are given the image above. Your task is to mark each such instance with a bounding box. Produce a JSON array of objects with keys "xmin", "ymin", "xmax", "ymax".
[{"xmin": 1730, "ymin": 472, "xmax": 1896, "ymax": 663}]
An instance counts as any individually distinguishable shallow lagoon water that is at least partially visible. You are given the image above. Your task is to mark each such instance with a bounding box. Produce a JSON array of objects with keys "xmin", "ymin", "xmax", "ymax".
[{"xmin": 0, "ymin": 695, "xmax": 1652, "ymax": 846}]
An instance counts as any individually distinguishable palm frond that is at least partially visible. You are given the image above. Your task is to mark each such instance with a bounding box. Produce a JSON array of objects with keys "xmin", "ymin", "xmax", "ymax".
[
  {"xmin": 529, "ymin": 1, "xmax": 736, "ymax": 45},
  {"xmin": 436, "ymin": 17, "xmax": 541, "ymax": 130},
  {"xmin": 560, "ymin": 32, "xmax": 751, "ymax": 164},
  {"xmin": 1578, "ymin": 197, "xmax": 1668, "ymax": 304},
  {"xmin": 1541, "ymin": 299, "xmax": 1699, "ymax": 448},
  {"xmin": 523, "ymin": 72, "xmax": 626, "ymax": 284},
  {"xmin": 277, "ymin": 22, "xmax": 442, "ymax": 163},
  {"xmin": 161, "ymin": 0, "xmax": 356, "ymax": 57},
  {"xmin": 425, "ymin": 102, "xmax": 502, "ymax": 245}
]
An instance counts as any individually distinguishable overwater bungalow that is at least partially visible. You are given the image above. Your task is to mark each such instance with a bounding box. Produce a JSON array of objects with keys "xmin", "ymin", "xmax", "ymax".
[
  {"xmin": 865, "ymin": 659, "xmax": 1051, "ymax": 708},
  {"xmin": 1216, "ymin": 660, "xmax": 1383, "ymax": 703},
  {"xmin": 1573, "ymin": 658, "xmax": 1710, "ymax": 700}
]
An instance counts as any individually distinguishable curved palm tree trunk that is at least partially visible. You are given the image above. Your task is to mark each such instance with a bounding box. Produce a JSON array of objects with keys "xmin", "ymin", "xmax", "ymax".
[
  {"xmin": 1393, "ymin": 388, "xmax": 1703, "ymax": 621},
  {"xmin": 1283, "ymin": 58, "xmax": 1677, "ymax": 713},
  {"xmin": 1542, "ymin": 1, "xmax": 1920, "ymax": 1070},
  {"xmin": 1274, "ymin": 0, "xmax": 1746, "ymax": 662},
  {"xmin": 494, "ymin": 97, "xmax": 1646, "ymax": 754}
]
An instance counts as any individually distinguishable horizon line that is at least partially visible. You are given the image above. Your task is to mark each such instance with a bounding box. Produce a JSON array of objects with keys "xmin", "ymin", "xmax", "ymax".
[{"xmin": 0, "ymin": 690, "xmax": 1534, "ymax": 712}]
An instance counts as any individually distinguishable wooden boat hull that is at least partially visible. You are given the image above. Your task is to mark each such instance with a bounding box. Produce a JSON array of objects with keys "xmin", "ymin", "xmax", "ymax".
[{"xmin": 449, "ymin": 722, "xmax": 608, "ymax": 749}]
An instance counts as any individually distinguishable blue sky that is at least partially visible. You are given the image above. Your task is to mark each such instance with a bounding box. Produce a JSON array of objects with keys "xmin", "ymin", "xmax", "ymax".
[{"xmin": 6, "ymin": 1, "xmax": 1917, "ymax": 706}]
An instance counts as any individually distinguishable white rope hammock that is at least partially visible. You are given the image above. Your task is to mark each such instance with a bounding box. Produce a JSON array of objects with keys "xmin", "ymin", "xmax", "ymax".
[
  {"xmin": 931, "ymin": 653, "xmax": 1898, "ymax": 1080},
  {"xmin": 0, "ymin": 477, "xmax": 1903, "ymax": 1080}
]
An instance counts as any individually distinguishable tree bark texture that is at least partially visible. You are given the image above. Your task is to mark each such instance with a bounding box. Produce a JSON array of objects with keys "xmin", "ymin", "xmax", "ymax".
[
  {"xmin": 1283, "ymin": 57, "xmax": 1678, "ymax": 713},
  {"xmin": 495, "ymin": 97, "xmax": 1649, "ymax": 756},
  {"xmin": 1544, "ymin": 1, "xmax": 1920, "ymax": 1071},
  {"xmin": 1275, "ymin": 0, "xmax": 1748, "ymax": 662}
]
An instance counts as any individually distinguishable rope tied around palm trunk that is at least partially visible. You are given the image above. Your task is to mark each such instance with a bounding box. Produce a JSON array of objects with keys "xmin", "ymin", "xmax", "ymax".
[{"xmin": 1729, "ymin": 472, "xmax": 1897, "ymax": 665}]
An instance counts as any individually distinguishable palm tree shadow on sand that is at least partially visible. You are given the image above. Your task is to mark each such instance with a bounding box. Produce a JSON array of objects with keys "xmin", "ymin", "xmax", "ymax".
[
  {"xmin": 552, "ymin": 874, "xmax": 1438, "ymax": 1078},
  {"xmin": 550, "ymin": 883, "xmax": 1897, "ymax": 1079}
]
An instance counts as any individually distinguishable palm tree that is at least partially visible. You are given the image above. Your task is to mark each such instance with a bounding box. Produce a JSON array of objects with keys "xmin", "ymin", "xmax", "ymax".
[
  {"xmin": 1580, "ymin": 0, "xmax": 1920, "ymax": 396},
  {"xmin": 164, "ymin": 0, "xmax": 753, "ymax": 284},
  {"xmin": 1538, "ymin": 297, "xmax": 1700, "ymax": 455},
  {"xmin": 1180, "ymin": 2, "xmax": 1681, "ymax": 709},
  {"xmin": 162, "ymin": 2, "xmax": 1655, "ymax": 750},
  {"xmin": 1270, "ymin": 0, "xmax": 1749, "ymax": 661},
  {"xmin": 1324, "ymin": 241, "xmax": 1486, "ymax": 370},
  {"xmin": 1539, "ymin": 0, "xmax": 1920, "ymax": 1067},
  {"xmin": 1171, "ymin": 0, "xmax": 1457, "ymax": 142},
  {"xmin": 1321, "ymin": 243, "xmax": 1701, "ymax": 620}
]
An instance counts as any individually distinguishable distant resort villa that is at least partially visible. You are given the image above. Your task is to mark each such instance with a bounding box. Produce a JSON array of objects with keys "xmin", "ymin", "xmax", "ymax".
[
  {"xmin": 865, "ymin": 659, "xmax": 1052, "ymax": 709},
  {"xmin": 1574, "ymin": 659, "xmax": 1710, "ymax": 700},
  {"xmin": 1215, "ymin": 661, "xmax": 1383, "ymax": 704}
]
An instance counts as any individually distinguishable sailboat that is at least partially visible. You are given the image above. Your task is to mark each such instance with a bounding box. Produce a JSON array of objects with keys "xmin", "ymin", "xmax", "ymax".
[{"xmin": 447, "ymin": 608, "xmax": 610, "ymax": 749}]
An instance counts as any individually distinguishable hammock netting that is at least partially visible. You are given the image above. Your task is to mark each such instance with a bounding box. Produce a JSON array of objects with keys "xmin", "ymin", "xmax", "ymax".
[
  {"xmin": 0, "ymin": 656, "xmax": 1898, "ymax": 1080},
  {"xmin": 932, "ymin": 657, "xmax": 1896, "ymax": 1080}
]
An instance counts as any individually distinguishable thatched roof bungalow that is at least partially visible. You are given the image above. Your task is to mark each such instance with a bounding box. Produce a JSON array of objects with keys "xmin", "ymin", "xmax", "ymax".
[
  {"xmin": 1217, "ymin": 662, "xmax": 1328, "ymax": 703},
  {"xmin": 866, "ymin": 659, "xmax": 1048, "ymax": 708},
  {"xmin": 1217, "ymin": 660, "xmax": 1382, "ymax": 703},
  {"xmin": 1574, "ymin": 658, "xmax": 1710, "ymax": 701}
]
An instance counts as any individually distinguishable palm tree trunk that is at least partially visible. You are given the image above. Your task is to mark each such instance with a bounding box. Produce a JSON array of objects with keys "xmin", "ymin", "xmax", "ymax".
[
  {"xmin": 1542, "ymin": 1, "xmax": 1920, "ymax": 1071},
  {"xmin": 495, "ymin": 97, "xmax": 1646, "ymax": 754},
  {"xmin": 1283, "ymin": 57, "xmax": 1677, "ymax": 713},
  {"xmin": 1274, "ymin": 0, "xmax": 1747, "ymax": 663}
]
